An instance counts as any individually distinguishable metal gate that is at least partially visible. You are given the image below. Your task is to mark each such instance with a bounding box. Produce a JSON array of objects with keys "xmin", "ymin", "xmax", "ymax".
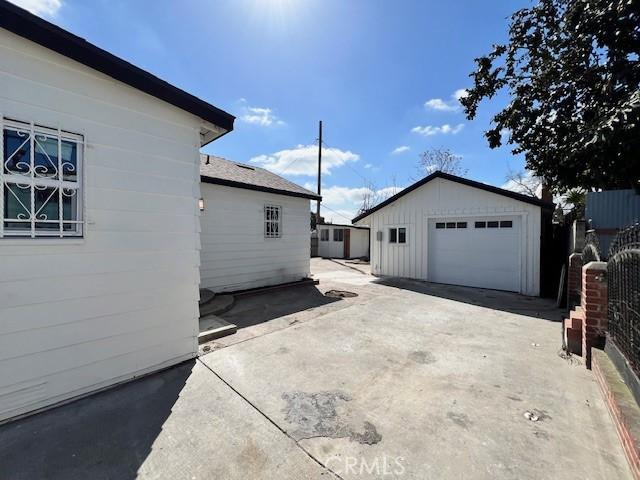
[{"xmin": 607, "ymin": 223, "xmax": 640, "ymax": 376}]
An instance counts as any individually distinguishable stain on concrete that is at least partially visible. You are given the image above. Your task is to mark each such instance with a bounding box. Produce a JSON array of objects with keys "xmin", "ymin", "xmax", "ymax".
[
  {"xmin": 350, "ymin": 421, "xmax": 383, "ymax": 445},
  {"xmin": 533, "ymin": 429, "xmax": 550, "ymax": 440},
  {"xmin": 446, "ymin": 412, "xmax": 472, "ymax": 429},
  {"xmin": 408, "ymin": 350, "xmax": 436, "ymax": 365},
  {"xmin": 530, "ymin": 409, "xmax": 552, "ymax": 421},
  {"xmin": 281, "ymin": 391, "xmax": 382, "ymax": 445},
  {"xmin": 507, "ymin": 395, "xmax": 523, "ymax": 402},
  {"xmin": 237, "ymin": 438, "xmax": 268, "ymax": 471},
  {"xmin": 276, "ymin": 346, "xmax": 289, "ymax": 355}
]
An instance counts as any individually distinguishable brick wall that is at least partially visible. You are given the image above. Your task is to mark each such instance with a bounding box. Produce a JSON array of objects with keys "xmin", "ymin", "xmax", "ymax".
[{"xmin": 581, "ymin": 261, "xmax": 608, "ymax": 368}]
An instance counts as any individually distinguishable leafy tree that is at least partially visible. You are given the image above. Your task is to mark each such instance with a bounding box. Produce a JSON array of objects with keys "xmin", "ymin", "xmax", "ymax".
[
  {"xmin": 461, "ymin": 0, "xmax": 640, "ymax": 192},
  {"xmin": 415, "ymin": 148, "xmax": 468, "ymax": 178}
]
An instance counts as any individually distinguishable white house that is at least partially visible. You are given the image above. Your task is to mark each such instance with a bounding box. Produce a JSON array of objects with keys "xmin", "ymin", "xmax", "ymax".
[
  {"xmin": 317, "ymin": 223, "xmax": 370, "ymax": 259},
  {"xmin": 0, "ymin": 2, "xmax": 234, "ymax": 422},
  {"xmin": 200, "ymin": 155, "xmax": 320, "ymax": 292},
  {"xmin": 352, "ymin": 171, "xmax": 554, "ymax": 296}
]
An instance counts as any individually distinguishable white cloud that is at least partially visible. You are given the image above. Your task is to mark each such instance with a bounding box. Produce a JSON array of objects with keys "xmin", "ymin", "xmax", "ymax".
[
  {"xmin": 251, "ymin": 144, "xmax": 359, "ymax": 176},
  {"xmin": 391, "ymin": 145, "xmax": 410, "ymax": 155},
  {"xmin": 424, "ymin": 88, "xmax": 468, "ymax": 112},
  {"xmin": 424, "ymin": 98, "xmax": 458, "ymax": 112},
  {"xmin": 9, "ymin": 0, "xmax": 61, "ymax": 16},
  {"xmin": 364, "ymin": 163, "xmax": 373, "ymax": 169},
  {"xmin": 453, "ymin": 89, "xmax": 468, "ymax": 101},
  {"xmin": 411, "ymin": 123, "xmax": 464, "ymax": 136},
  {"xmin": 318, "ymin": 184, "xmax": 404, "ymax": 222},
  {"xmin": 240, "ymin": 106, "xmax": 284, "ymax": 127}
]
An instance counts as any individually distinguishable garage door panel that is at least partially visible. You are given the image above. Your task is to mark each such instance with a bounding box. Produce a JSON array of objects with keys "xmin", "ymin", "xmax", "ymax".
[{"xmin": 428, "ymin": 217, "xmax": 521, "ymax": 292}]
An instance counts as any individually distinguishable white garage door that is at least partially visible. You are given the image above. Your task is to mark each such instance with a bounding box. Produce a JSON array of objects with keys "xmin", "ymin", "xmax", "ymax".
[{"xmin": 428, "ymin": 217, "xmax": 521, "ymax": 292}]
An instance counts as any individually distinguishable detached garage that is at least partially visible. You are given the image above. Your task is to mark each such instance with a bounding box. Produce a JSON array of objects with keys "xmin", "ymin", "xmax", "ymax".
[
  {"xmin": 352, "ymin": 171, "xmax": 554, "ymax": 296},
  {"xmin": 317, "ymin": 223, "xmax": 370, "ymax": 259}
]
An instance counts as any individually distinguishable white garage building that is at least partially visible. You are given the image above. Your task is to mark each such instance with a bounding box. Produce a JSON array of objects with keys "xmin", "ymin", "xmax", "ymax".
[
  {"xmin": 200, "ymin": 155, "xmax": 320, "ymax": 292},
  {"xmin": 352, "ymin": 171, "xmax": 554, "ymax": 296},
  {"xmin": 0, "ymin": 3, "xmax": 234, "ymax": 422},
  {"xmin": 317, "ymin": 223, "xmax": 370, "ymax": 259}
]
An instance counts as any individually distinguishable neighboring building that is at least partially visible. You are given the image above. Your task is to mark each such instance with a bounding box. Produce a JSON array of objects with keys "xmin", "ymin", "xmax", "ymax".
[
  {"xmin": 586, "ymin": 189, "xmax": 640, "ymax": 257},
  {"xmin": 0, "ymin": 2, "xmax": 234, "ymax": 422},
  {"xmin": 352, "ymin": 171, "xmax": 554, "ymax": 296},
  {"xmin": 200, "ymin": 155, "xmax": 320, "ymax": 292},
  {"xmin": 317, "ymin": 223, "xmax": 370, "ymax": 259}
]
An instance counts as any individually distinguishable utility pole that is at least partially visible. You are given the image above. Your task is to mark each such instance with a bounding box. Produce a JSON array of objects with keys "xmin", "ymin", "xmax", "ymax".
[{"xmin": 316, "ymin": 120, "xmax": 322, "ymax": 225}]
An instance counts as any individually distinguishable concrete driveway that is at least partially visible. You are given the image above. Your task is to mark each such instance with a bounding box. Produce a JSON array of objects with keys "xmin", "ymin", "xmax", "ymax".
[{"xmin": 0, "ymin": 259, "xmax": 631, "ymax": 479}]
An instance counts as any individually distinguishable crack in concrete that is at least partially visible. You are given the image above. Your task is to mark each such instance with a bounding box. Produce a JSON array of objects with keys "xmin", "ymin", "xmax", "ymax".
[{"xmin": 197, "ymin": 359, "xmax": 345, "ymax": 480}]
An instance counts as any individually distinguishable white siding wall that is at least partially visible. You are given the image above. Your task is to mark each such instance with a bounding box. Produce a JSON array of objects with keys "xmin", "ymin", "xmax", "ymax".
[
  {"xmin": 200, "ymin": 184, "xmax": 311, "ymax": 292},
  {"xmin": 355, "ymin": 178, "xmax": 542, "ymax": 295},
  {"xmin": 350, "ymin": 228, "xmax": 370, "ymax": 258},
  {"xmin": 0, "ymin": 30, "xmax": 205, "ymax": 421},
  {"xmin": 317, "ymin": 226, "xmax": 369, "ymax": 259}
]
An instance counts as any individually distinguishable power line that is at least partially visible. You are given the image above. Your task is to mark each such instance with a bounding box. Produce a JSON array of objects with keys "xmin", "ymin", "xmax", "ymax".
[
  {"xmin": 321, "ymin": 203, "xmax": 355, "ymax": 223},
  {"xmin": 321, "ymin": 139, "xmax": 369, "ymax": 183},
  {"xmin": 277, "ymin": 136, "xmax": 319, "ymax": 174}
]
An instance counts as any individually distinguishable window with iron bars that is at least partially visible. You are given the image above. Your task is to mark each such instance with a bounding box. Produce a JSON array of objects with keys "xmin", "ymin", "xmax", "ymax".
[
  {"xmin": 1, "ymin": 118, "xmax": 83, "ymax": 238},
  {"xmin": 264, "ymin": 204, "xmax": 282, "ymax": 238}
]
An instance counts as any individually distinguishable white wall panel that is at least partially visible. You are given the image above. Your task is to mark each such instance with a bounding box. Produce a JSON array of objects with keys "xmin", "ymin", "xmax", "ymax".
[
  {"xmin": 199, "ymin": 184, "xmax": 311, "ymax": 292},
  {"xmin": 0, "ymin": 29, "xmax": 206, "ymax": 421}
]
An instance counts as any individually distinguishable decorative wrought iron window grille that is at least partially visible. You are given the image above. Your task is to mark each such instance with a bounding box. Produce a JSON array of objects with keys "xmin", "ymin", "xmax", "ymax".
[
  {"xmin": 264, "ymin": 204, "xmax": 282, "ymax": 238},
  {"xmin": 1, "ymin": 118, "xmax": 84, "ymax": 238}
]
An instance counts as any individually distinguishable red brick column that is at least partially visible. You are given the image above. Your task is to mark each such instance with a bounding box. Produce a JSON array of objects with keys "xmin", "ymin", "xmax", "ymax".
[
  {"xmin": 581, "ymin": 261, "xmax": 608, "ymax": 368},
  {"xmin": 567, "ymin": 253, "xmax": 583, "ymax": 309}
]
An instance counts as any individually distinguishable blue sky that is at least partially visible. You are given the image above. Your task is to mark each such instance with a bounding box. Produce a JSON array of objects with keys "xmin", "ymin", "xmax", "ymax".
[{"xmin": 16, "ymin": 0, "xmax": 531, "ymax": 222}]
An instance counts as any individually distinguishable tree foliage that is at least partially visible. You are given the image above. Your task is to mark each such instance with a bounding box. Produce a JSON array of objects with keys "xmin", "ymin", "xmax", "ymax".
[{"xmin": 461, "ymin": 0, "xmax": 640, "ymax": 192}]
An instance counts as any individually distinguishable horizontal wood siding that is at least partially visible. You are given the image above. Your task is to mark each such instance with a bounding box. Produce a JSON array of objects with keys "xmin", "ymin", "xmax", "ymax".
[
  {"xmin": 199, "ymin": 184, "xmax": 311, "ymax": 292},
  {"xmin": 0, "ymin": 30, "xmax": 204, "ymax": 421},
  {"xmin": 356, "ymin": 178, "xmax": 541, "ymax": 295}
]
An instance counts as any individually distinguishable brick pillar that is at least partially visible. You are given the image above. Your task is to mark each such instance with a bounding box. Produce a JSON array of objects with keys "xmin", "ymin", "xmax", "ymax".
[
  {"xmin": 567, "ymin": 253, "xmax": 583, "ymax": 309},
  {"xmin": 581, "ymin": 261, "xmax": 608, "ymax": 368}
]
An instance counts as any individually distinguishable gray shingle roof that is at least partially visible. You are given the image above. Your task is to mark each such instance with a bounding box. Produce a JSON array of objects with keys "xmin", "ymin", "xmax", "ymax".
[{"xmin": 200, "ymin": 155, "xmax": 320, "ymax": 200}]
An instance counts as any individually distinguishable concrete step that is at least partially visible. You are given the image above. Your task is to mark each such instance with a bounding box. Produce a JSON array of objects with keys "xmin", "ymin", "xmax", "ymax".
[
  {"xmin": 199, "ymin": 294, "xmax": 235, "ymax": 318},
  {"xmin": 199, "ymin": 288, "xmax": 215, "ymax": 306},
  {"xmin": 569, "ymin": 307, "xmax": 585, "ymax": 330},
  {"xmin": 198, "ymin": 315, "xmax": 237, "ymax": 344},
  {"xmin": 563, "ymin": 317, "xmax": 583, "ymax": 356}
]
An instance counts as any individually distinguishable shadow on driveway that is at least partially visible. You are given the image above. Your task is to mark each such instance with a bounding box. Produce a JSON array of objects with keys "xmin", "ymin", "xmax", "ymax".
[
  {"xmin": 222, "ymin": 285, "xmax": 341, "ymax": 329},
  {"xmin": 0, "ymin": 361, "xmax": 194, "ymax": 480},
  {"xmin": 373, "ymin": 277, "xmax": 563, "ymax": 322}
]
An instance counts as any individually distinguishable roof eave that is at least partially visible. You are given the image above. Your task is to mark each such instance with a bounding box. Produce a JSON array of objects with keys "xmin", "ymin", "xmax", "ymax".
[
  {"xmin": 0, "ymin": 0, "xmax": 235, "ymax": 132},
  {"xmin": 201, "ymin": 176, "xmax": 321, "ymax": 201}
]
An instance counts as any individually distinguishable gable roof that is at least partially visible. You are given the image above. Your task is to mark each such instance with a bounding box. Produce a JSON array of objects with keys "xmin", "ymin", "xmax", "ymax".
[
  {"xmin": 200, "ymin": 155, "xmax": 321, "ymax": 200},
  {"xmin": 0, "ymin": 0, "xmax": 234, "ymax": 138},
  {"xmin": 352, "ymin": 170, "xmax": 555, "ymax": 223}
]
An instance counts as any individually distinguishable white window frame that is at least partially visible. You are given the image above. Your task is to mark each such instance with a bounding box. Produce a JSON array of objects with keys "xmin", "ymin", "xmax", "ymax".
[
  {"xmin": 1, "ymin": 117, "xmax": 84, "ymax": 238},
  {"xmin": 264, "ymin": 204, "xmax": 282, "ymax": 238},
  {"xmin": 320, "ymin": 228, "xmax": 329, "ymax": 241},
  {"xmin": 333, "ymin": 228, "xmax": 344, "ymax": 242}
]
